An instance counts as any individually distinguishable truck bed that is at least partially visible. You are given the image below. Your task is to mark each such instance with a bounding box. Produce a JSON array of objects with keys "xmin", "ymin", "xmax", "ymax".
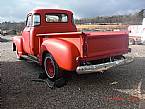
[
  {"xmin": 37, "ymin": 31, "xmax": 129, "ymax": 61},
  {"xmin": 84, "ymin": 32, "xmax": 129, "ymax": 61}
]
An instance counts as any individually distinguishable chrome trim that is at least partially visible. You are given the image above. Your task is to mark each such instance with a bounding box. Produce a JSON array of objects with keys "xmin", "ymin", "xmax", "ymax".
[{"xmin": 76, "ymin": 57, "xmax": 134, "ymax": 74}]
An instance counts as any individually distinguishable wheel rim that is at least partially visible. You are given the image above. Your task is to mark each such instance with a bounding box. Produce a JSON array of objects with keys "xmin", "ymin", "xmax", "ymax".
[{"xmin": 44, "ymin": 57, "xmax": 55, "ymax": 78}]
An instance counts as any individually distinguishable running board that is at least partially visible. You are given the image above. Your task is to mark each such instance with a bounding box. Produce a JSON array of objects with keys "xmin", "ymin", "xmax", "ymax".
[
  {"xmin": 76, "ymin": 57, "xmax": 134, "ymax": 74},
  {"xmin": 21, "ymin": 55, "xmax": 39, "ymax": 63}
]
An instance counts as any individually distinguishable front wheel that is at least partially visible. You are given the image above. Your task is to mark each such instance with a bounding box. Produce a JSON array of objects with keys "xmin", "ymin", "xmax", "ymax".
[
  {"xmin": 129, "ymin": 39, "xmax": 135, "ymax": 45},
  {"xmin": 16, "ymin": 48, "xmax": 23, "ymax": 60},
  {"xmin": 44, "ymin": 53, "xmax": 60, "ymax": 81}
]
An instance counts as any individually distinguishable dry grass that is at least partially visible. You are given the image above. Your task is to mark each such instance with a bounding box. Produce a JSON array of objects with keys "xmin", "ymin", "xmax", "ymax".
[{"xmin": 76, "ymin": 24, "xmax": 129, "ymax": 31}]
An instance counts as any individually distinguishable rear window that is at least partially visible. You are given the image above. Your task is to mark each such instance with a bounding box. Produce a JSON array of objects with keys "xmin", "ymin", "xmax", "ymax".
[{"xmin": 45, "ymin": 14, "xmax": 68, "ymax": 23}]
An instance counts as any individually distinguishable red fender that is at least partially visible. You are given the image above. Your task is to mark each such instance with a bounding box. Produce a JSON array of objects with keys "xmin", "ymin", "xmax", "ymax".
[
  {"xmin": 12, "ymin": 36, "xmax": 24, "ymax": 56},
  {"xmin": 40, "ymin": 38, "xmax": 80, "ymax": 71}
]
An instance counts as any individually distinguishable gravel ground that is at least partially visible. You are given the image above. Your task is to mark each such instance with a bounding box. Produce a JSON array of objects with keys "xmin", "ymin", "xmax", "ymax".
[{"xmin": 1, "ymin": 35, "xmax": 145, "ymax": 109}]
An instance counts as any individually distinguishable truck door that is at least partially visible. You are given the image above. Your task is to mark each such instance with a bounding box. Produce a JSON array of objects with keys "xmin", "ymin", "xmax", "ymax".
[{"xmin": 22, "ymin": 14, "xmax": 32, "ymax": 54}]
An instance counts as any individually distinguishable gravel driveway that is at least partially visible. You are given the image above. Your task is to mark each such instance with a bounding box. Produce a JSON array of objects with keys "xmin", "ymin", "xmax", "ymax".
[{"xmin": 1, "ymin": 35, "xmax": 145, "ymax": 109}]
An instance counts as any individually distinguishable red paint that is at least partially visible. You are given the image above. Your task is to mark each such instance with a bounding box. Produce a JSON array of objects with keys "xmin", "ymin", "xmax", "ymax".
[
  {"xmin": 13, "ymin": 9, "xmax": 130, "ymax": 71},
  {"xmin": 108, "ymin": 97, "xmax": 126, "ymax": 101},
  {"xmin": 107, "ymin": 96, "xmax": 140, "ymax": 102}
]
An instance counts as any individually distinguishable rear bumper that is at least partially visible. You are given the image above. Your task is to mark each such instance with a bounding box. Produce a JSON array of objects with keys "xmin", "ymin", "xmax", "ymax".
[{"xmin": 76, "ymin": 57, "xmax": 133, "ymax": 74}]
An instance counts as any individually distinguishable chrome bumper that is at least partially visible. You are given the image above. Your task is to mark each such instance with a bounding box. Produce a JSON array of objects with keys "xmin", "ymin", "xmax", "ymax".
[{"xmin": 76, "ymin": 57, "xmax": 134, "ymax": 74}]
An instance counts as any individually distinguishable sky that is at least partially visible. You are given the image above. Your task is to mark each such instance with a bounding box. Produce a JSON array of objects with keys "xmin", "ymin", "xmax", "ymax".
[{"xmin": 0, "ymin": 0, "xmax": 145, "ymax": 22}]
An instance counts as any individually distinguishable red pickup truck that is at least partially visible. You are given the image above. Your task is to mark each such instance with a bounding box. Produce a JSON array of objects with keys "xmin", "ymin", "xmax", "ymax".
[{"xmin": 13, "ymin": 9, "xmax": 133, "ymax": 81}]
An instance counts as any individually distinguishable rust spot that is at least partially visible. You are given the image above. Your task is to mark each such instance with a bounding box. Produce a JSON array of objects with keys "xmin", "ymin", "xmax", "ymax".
[{"xmin": 127, "ymin": 96, "xmax": 140, "ymax": 102}]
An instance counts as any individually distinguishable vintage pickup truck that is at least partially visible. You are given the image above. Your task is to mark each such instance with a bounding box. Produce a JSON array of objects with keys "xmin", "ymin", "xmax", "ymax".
[{"xmin": 13, "ymin": 9, "xmax": 133, "ymax": 81}]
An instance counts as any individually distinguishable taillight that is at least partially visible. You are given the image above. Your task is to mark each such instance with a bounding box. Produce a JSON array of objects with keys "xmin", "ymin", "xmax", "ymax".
[{"xmin": 82, "ymin": 33, "xmax": 88, "ymax": 57}]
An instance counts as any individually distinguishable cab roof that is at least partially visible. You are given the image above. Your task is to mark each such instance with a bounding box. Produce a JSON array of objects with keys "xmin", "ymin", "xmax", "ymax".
[{"xmin": 29, "ymin": 9, "xmax": 73, "ymax": 14}]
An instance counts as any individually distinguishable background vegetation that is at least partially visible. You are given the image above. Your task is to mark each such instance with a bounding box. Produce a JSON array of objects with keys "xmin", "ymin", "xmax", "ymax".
[{"xmin": 0, "ymin": 9, "xmax": 144, "ymax": 35}]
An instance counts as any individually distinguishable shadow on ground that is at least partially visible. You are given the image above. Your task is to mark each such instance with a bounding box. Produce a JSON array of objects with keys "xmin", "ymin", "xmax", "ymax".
[
  {"xmin": 0, "ymin": 37, "xmax": 11, "ymax": 43},
  {"xmin": 1, "ymin": 57, "xmax": 145, "ymax": 108}
]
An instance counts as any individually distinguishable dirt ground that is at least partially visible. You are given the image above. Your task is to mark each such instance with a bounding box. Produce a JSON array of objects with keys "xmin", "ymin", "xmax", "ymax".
[{"xmin": 1, "ymin": 35, "xmax": 145, "ymax": 109}]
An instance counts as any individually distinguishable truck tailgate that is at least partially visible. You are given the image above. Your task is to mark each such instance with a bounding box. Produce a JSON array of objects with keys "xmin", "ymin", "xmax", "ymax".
[{"xmin": 85, "ymin": 32, "xmax": 129, "ymax": 59}]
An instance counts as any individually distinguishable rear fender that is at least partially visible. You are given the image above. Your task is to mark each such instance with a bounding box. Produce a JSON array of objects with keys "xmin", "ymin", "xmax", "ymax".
[
  {"xmin": 40, "ymin": 39, "xmax": 80, "ymax": 71},
  {"xmin": 12, "ymin": 36, "xmax": 24, "ymax": 55}
]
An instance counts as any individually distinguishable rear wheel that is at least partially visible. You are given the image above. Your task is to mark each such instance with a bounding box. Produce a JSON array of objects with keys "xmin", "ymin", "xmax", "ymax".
[{"xmin": 44, "ymin": 53, "xmax": 60, "ymax": 81}]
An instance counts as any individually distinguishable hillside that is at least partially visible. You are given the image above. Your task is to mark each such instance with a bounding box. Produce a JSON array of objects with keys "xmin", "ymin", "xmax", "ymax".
[{"xmin": 0, "ymin": 9, "xmax": 144, "ymax": 35}]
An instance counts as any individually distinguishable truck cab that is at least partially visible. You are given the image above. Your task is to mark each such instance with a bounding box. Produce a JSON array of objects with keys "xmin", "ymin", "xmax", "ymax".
[
  {"xmin": 13, "ymin": 9, "xmax": 133, "ymax": 81},
  {"xmin": 22, "ymin": 9, "xmax": 77, "ymax": 56}
]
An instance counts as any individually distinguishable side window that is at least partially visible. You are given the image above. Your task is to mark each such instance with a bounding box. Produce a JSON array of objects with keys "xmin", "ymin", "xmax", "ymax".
[
  {"xmin": 45, "ymin": 14, "xmax": 68, "ymax": 23},
  {"xmin": 26, "ymin": 15, "xmax": 32, "ymax": 27},
  {"xmin": 33, "ymin": 14, "xmax": 40, "ymax": 26},
  {"xmin": 61, "ymin": 14, "xmax": 68, "ymax": 22}
]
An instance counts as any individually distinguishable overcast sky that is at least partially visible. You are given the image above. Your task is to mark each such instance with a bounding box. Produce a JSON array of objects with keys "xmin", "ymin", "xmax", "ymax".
[{"xmin": 0, "ymin": 0, "xmax": 145, "ymax": 22}]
